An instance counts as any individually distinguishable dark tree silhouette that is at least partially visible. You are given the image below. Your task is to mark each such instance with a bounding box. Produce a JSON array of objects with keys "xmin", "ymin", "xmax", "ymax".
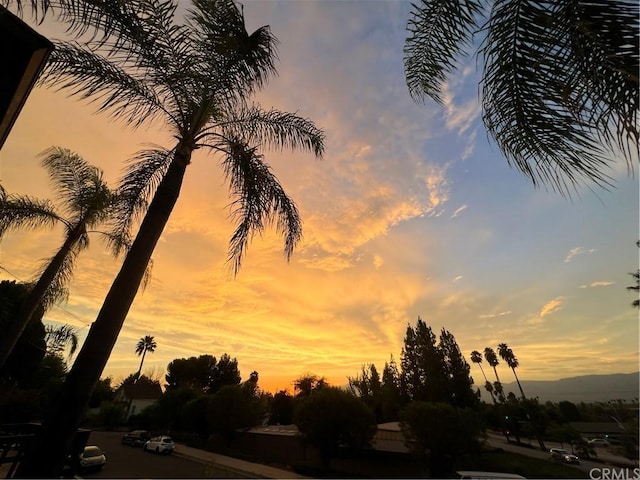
[
  {"xmin": 497, "ymin": 343, "xmax": 526, "ymax": 400},
  {"xmin": 294, "ymin": 387, "xmax": 376, "ymax": 469},
  {"xmin": 470, "ymin": 350, "xmax": 496, "ymax": 404},
  {"xmin": 0, "ymin": 148, "xmax": 120, "ymax": 370},
  {"xmin": 483, "ymin": 347, "xmax": 505, "ymax": 403},
  {"xmin": 134, "ymin": 335, "xmax": 156, "ymax": 380},
  {"xmin": 15, "ymin": 1, "xmax": 323, "ymax": 476}
]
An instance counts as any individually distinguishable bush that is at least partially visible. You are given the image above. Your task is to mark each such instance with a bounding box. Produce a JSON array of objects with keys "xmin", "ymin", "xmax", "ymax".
[
  {"xmin": 400, "ymin": 401, "xmax": 482, "ymax": 477},
  {"xmin": 294, "ymin": 387, "xmax": 376, "ymax": 468},
  {"xmin": 97, "ymin": 402, "xmax": 126, "ymax": 430}
]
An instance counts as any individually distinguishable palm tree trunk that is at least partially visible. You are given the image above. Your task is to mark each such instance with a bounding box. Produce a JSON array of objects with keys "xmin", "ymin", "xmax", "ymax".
[
  {"xmin": 477, "ymin": 364, "xmax": 497, "ymax": 404},
  {"xmin": 0, "ymin": 223, "xmax": 84, "ymax": 370},
  {"xmin": 16, "ymin": 147, "xmax": 191, "ymax": 478},
  {"xmin": 136, "ymin": 349, "xmax": 147, "ymax": 380},
  {"xmin": 492, "ymin": 366, "xmax": 502, "ymax": 384},
  {"xmin": 512, "ymin": 367, "xmax": 526, "ymax": 400}
]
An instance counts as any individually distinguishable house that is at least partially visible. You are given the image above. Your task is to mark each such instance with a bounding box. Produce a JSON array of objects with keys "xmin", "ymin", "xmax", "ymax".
[
  {"xmin": 371, "ymin": 421, "xmax": 409, "ymax": 453},
  {"xmin": 114, "ymin": 380, "xmax": 163, "ymax": 419}
]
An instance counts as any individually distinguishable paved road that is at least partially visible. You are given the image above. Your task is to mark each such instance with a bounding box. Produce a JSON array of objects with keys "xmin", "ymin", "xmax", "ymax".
[
  {"xmin": 485, "ymin": 431, "xmax": 638, "ymax": 477},
  {"xmin": 80, "ymin": 431, "xmax": 252, "ymax": 479}
]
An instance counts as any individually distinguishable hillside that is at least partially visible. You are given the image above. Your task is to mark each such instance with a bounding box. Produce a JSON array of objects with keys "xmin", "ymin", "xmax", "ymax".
[{"xmin": 483, "ymin": 372, "xmax": 639, "ymax": 403}]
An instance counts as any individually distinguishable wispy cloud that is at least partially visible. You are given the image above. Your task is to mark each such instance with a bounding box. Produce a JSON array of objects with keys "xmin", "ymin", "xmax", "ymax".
[
  {"xmin": 451, "ymin": 205, "xmax": 468, "ymax": 218},
  {"xmin": 564, "ymin": 247, "xmax": 597, "ymax": 263},
  {"xmin": 580, "ymin": 281, "xmax": 615, "ymax": 288},
  {"xmin": 540, "ymin": 297, "xmax": 566, "ymax": 317},
  {"xmin": 479, "ymin": 311, "xmax": 512, "ymax": 319}
]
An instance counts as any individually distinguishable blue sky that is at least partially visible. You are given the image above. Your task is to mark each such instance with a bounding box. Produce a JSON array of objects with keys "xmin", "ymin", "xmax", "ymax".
[{"xmin": 0, "ymin": 0, "xmax": 637, "ymax": 393}]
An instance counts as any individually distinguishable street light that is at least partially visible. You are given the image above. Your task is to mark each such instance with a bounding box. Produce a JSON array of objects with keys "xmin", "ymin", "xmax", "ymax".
[{"xmin": 0, "ymin": 5, "xmax": 53, "ymax": 150}]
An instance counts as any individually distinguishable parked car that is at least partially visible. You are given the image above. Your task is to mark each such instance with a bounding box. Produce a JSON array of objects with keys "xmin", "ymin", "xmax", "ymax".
[
  {"xmin": 550, "ymin": 448, "xmax": 580, "ymax": 464},
  {"xmin": 78, "ymin": 445, "xmax": 107, "ymax": 472},
  {"xmin": 588, "ymin": 438, "xmax": 610, "ymax": 447},
  {"xmin": 143, "ymin": 436, "xmax": 175, "ymax": 454},
  {"xmin": 121, "ymin": 430, "xmax": 151, "ymax": 447}
]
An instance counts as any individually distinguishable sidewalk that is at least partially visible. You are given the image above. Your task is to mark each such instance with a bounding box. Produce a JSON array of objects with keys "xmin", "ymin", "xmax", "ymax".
[{"xmin": 173, "ymin": 443, "xmax": 311, "ymax": 479}]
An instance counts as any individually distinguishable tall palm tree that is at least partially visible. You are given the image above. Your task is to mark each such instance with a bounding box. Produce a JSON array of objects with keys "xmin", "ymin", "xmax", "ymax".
[
  {"xmin": 498, "ymin": 342, "xmax": 526, "ymax": 400},
  {"xmin": 470, "ymin": 350, "xmax": 496, "ymax": 404},
  {"xmin": 404, "ymin": 0, "xmax": 639, "ymax": 195},
  {"xmin": 483, "ymin": 346, "xmax": 505, "ymax": 403},
  {"xmin": 17, "ymin": 1, "xmax": 324, "ymax": 476},
  {"xmin": 134, "ymin": 335, "xmax": 156, "ymax": 380},
  {"xmin": 0, "ymin": 147, "xmax": 118, "ymax": 370}
]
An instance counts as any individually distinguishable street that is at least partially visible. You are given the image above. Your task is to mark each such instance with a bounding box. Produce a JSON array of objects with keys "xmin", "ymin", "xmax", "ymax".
[
  {"xmin": 484, "ymin": 431, "xmax": 638, "ymax": 478},
  {"xmin": 80, "ymin": 431, "xmax": 252, "ymax": 479}
]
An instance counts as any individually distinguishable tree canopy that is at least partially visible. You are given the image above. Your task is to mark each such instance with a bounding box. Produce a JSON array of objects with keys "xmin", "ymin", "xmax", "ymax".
[
  {"xmin": 294, "ymin": 386, "xmax": 376, "ymax": 468},
  {"xmin": 165, "ymin": 353, "xmax": 241, "ymax": 394}
]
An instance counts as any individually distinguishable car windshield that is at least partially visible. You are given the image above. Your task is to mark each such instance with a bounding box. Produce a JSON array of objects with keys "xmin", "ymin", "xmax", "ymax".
[
  {"xmin": 162, "ymin": 438, "xmax": 173, "ymax": 443},
  {"xmin": 84, "ymin": 447, "xmax": 102, "ymax": 457}
]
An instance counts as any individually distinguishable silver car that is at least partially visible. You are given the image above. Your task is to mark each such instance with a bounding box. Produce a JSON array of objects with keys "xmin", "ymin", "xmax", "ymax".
[{"xmin": 143, "ymin": 435, "xmax": 175, "ymax": 454}]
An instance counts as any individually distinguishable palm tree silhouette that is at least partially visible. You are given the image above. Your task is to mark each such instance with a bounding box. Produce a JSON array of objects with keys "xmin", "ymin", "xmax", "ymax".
[
  {"xmin": 18, "ymin": 1, "xmax": 324, "ymax": 476},
  {"xmin": 470, "ymin": 350, "xmax": 496, "ymax": 404},
  {"xmin": 44, "ymin": 324, "xmax": 79, "ymax": 362},
  {"xmin": 483, "ymin": 347, "xmax": 505, "ymax": 403},
  {"xmin": 404, "ymin": 0, "xmax": 638, "ymax": 195},
  {"xmin": 0, "ymin": 147, "xmax": 119, "ymax": 370},
  {"xmin": 498, "ymin": 343, "xmax": 526, "ymax": 400},
  {"xmin": 134, "ymin": 335, "xmax": 157, "ymax": 381}
]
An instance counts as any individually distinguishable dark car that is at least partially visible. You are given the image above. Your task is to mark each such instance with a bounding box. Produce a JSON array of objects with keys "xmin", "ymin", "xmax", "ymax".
[
  {"xmin": 550, "ymin": 448, "xmax": 580, "ymax": 465},
  {"xmin": 121, "ymin": 430, "xmax": 151, "ymax": 447}
]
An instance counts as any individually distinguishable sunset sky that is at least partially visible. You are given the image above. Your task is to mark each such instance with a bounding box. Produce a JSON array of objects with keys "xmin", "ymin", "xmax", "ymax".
[{"xmin": 0, "ymin": 0, "xmax": 638, "ymax": 395}]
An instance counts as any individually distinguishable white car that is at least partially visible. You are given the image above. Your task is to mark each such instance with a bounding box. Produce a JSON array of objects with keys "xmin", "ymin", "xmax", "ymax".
[
  {"xmin": 588, "ymin": 438, "xmax": 610, "ymax": 447},
  {"xmin": 78, "ymin": 445, "xmax": 107, "ymax": 471},
  {"xmin": 143, "ymin": 436, "xmax": 175, "ymax": 454}
]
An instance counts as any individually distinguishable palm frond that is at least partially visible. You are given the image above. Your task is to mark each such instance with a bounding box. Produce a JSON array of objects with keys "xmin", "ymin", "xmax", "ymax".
[
  {"xmin": 97, "ymin": 1, "xmax": 198, "ymax": 128},
  {"xmin": 94, "ymin": 229, "xmax": 154, "ymax": 290},
  {"xmin": 41, "ymin": 147, "xmax": 99, "ymax": 212},
  {"xmin": 0, "ymin": 0, "xmax": 51, "ymax": 20},
  {"xmin": 2, "ymin": 0, "xmax": 135, "ymax": 45},
  {"xmin": 404, "ymin": 0, "xmax": 484, "ymax": 104},
  {"xmin": 39, "ymin": 41, "xmax": 167, "ymax": 128},
  {"xmin": 34, "ymin": 237, "xmax": 86, "ymax": 309},
  {"xmin": 187, "ymin": 0, "xmax": 278, "ymax": 98},
  {"xmin": 202, "ymin": 104, "xmax": 325, "ymax": 158},
  {"xmin": 44, "ymin": 323, "xmax": 78, "ymax": 358},
  {"xmin": 0, "ymin": 194, "xmax": 62, "ymax": 239},
  {"xmin": 480, "ymin": 0, "xmax": 618, "ymax": 194},
  {"xmin": 221, "ymin": 138, "xmax": 302, "ymax": 275},
  {"xmin": 562, "ymin": 0, "xmax": 639, "ymax": 162},
  {"xmin": 108, "ymin": 146, "xmax": 174, "ymax": 255},
  {"xmin": 40, "ymin": 147, "xmax": 118, "ymax": 233}
]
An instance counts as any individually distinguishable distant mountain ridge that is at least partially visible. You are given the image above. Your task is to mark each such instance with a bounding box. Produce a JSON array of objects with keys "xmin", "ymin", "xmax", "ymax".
[{"xmin": 482, "ymin": 372, "xmax": 639, "ymax": 403}]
